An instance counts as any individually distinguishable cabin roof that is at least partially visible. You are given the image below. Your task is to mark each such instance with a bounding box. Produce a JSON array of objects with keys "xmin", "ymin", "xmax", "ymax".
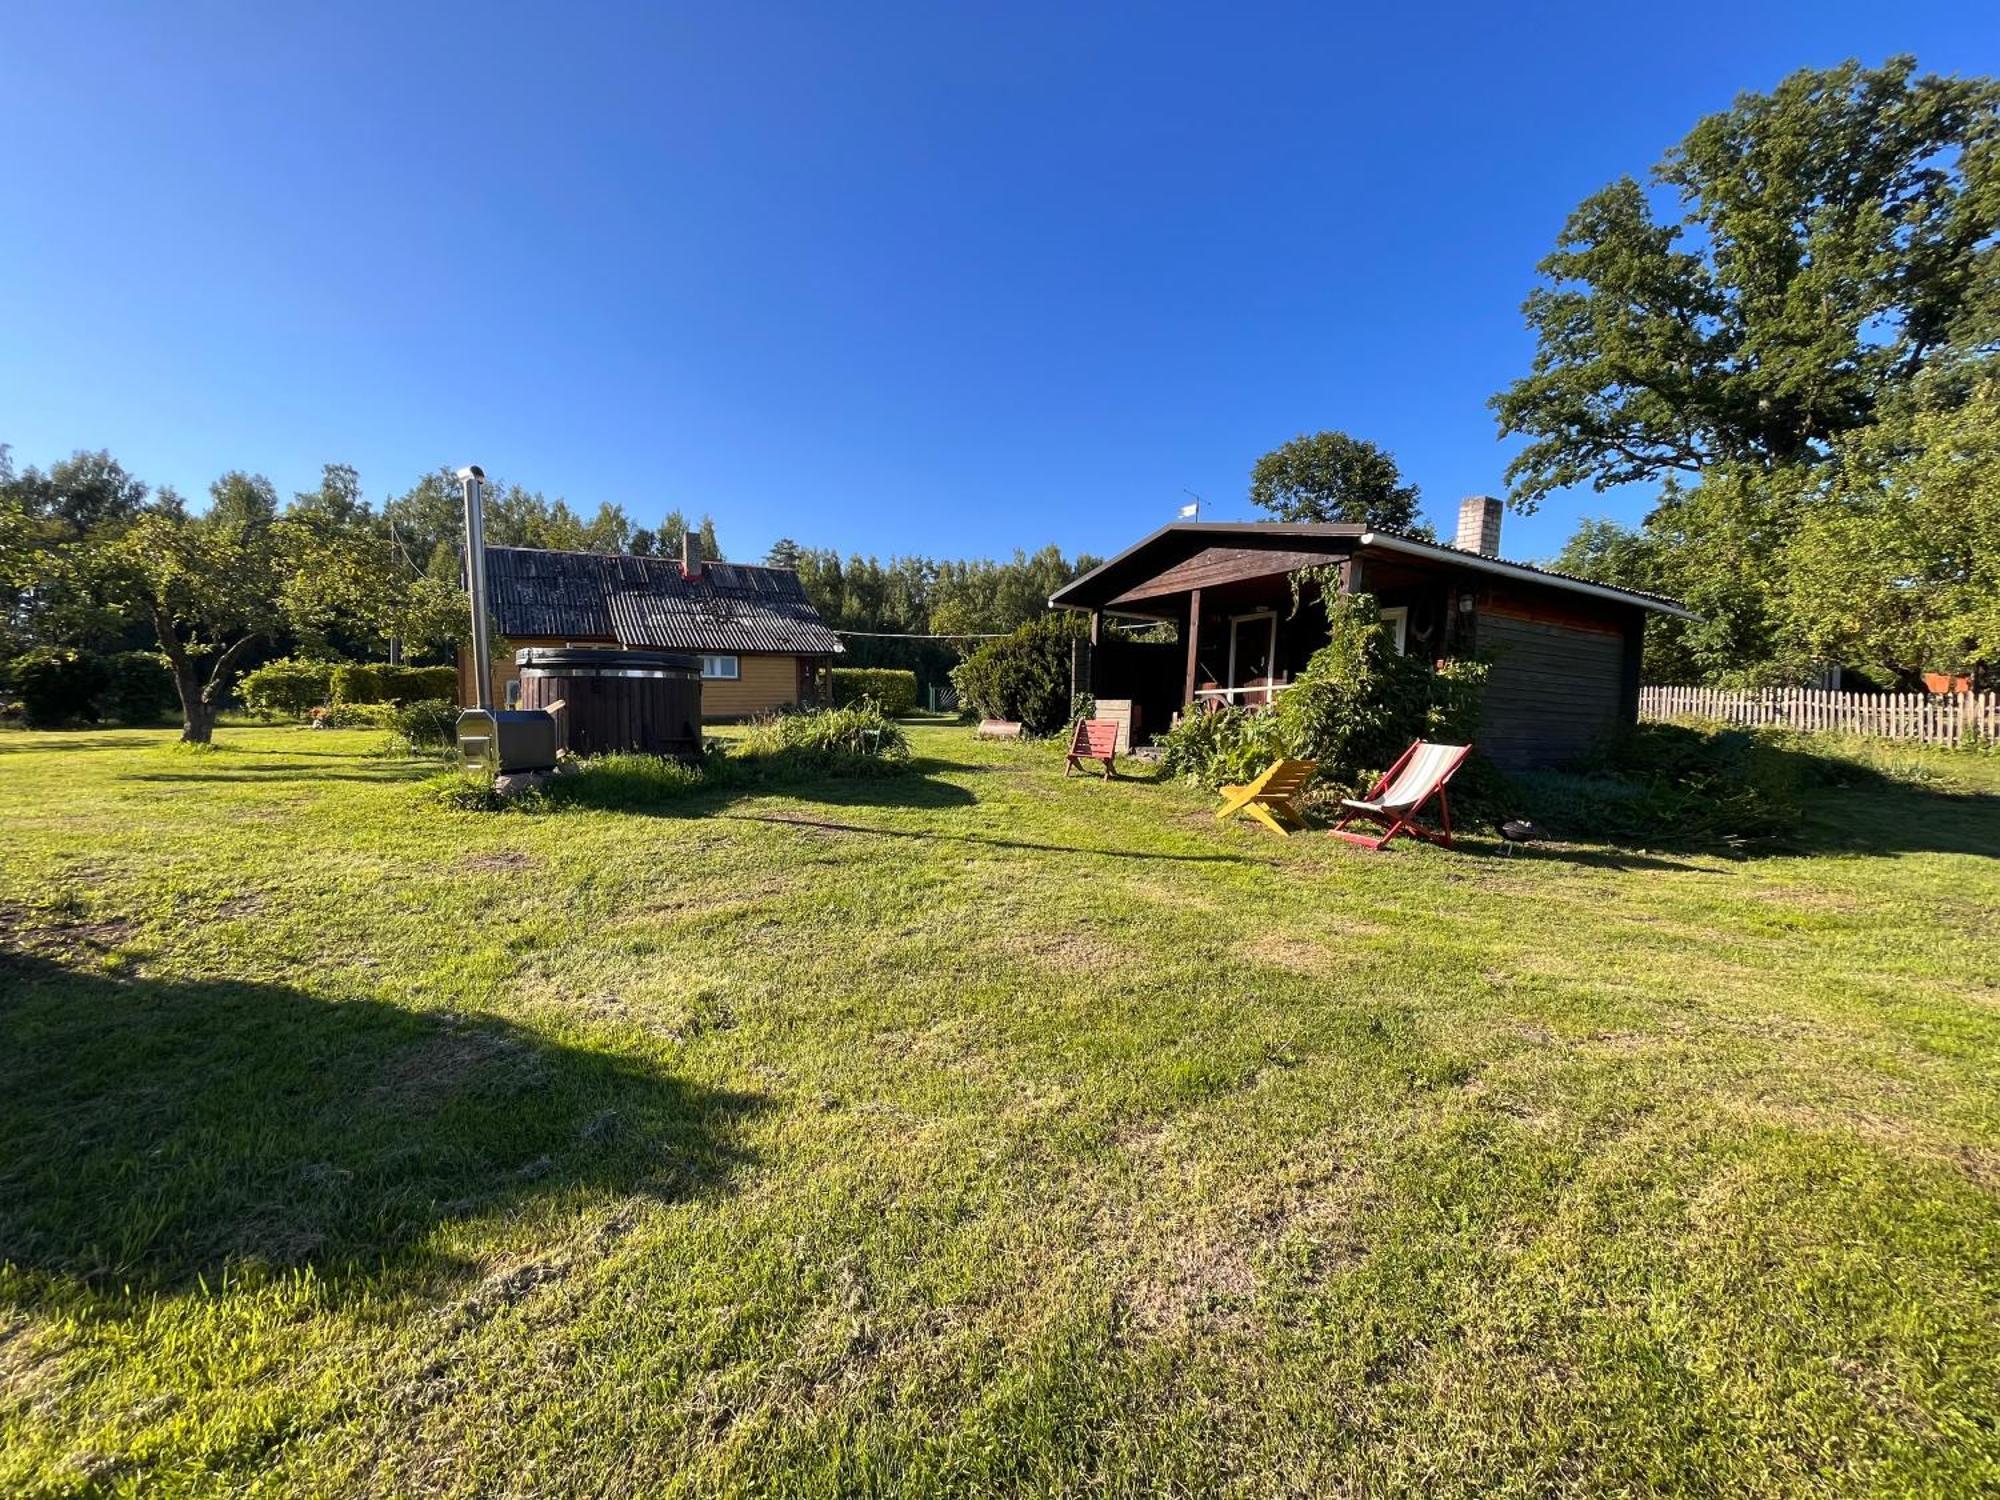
[
  {"xmin": 482, "ymin": 545, "xmax": 845, "ymax": 655},
  {"xmin": 1046, "ymin": 522, "xmax": 1695, "ymax": 619}
]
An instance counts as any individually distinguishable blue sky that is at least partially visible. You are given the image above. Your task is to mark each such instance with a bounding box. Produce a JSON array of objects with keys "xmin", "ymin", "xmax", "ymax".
[{"xmin": 2, "ymin": 3, "xmax": 1994, "ymax": 565}]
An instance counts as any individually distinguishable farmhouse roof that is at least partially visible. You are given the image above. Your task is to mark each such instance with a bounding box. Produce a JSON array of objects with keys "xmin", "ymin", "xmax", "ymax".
[{"xmin": 481, "ymin": 545, "xmax": 845, "ymax": 655}]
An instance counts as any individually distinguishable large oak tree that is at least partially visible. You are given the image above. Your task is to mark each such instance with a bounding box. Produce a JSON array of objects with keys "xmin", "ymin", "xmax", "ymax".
[{"xmin": 1495, "ymin": 57, "xmax": 2000, "ymax": 511}]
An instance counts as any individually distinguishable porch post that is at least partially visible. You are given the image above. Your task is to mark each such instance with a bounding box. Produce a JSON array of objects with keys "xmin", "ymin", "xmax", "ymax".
[
  {"xmin": 1088, "ymin": 609, "xmax": 1102, "ymax": 647},
  {"xmin": 1183, "ymin": 587, "xmax": 1203, "ymax": 708}
]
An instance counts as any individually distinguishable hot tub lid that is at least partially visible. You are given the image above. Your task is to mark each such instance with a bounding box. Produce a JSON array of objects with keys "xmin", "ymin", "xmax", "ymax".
[{"xmin": 515, "ymin": 646, "xmax": 701, "ymax": 675}]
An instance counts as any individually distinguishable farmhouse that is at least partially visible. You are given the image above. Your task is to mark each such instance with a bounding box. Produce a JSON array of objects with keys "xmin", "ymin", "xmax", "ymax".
[
  {"xmin": 1050, "ymin": 497, "xmax": 1694, "ymax": 769},
  {"xmin": 455, "ymin": 537, "xmax": 844, "ymax": 719}
]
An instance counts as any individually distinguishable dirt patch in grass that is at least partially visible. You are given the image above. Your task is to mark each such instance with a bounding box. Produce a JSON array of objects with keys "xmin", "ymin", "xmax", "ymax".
[
  {"xmin": 1120, "ymin": 1233, "xmax": 1257, "ymax": 1337},
  {"xmin": 462, "ymin": 851, "xmax": 535, "ymax": 874},
  {"xmin": 1236, "ymin": 930, "xmax": 1378, "ymax": 976},
  {"xmin": 0, "ymin": 900, "xmax": 138, "ymax": 958},
  {"xmin": 999, "ymin": 925, "xmax": 1136, "ymax": 975}
]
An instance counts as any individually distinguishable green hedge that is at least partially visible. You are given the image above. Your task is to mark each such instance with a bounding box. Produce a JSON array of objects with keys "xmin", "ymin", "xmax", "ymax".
[
  {"xmin": 829, "ymin": 667, "xmax": 919, "ymax": 717},
  {"xmin": 330, "ymin": 663, "xmax": 459, "ymax": 706},
  {"xmin": 5, "ymin": 648, "xmax": 177, "ymax": 727},
  {"xmin": 238, "ymin": 657, "xmax": 337, "ymax": 719}
]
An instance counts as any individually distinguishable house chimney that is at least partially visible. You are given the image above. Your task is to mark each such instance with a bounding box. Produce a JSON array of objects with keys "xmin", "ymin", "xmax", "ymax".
[
  {"xmin": 681, "ymin": 529, "xmax": 704, "ymax": 581},
  {"xmin": 1455, "ymin": 495, "xmax": 1503, "ymax": 557}
]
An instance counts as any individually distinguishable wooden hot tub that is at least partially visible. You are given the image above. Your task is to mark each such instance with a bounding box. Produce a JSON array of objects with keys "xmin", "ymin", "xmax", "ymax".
[{"xmin": 514, "ymin": 647, "xmax": 702, "ymax": 759}]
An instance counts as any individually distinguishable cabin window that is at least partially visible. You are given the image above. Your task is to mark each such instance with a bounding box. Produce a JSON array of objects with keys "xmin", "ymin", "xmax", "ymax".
[
  {"xmin": 1378, "ymin": 607, "xmax": 1409, "ymax": 655},
  {"xmin": 700, "ymin": 654, "xmax": 740, "ymax": 680}
]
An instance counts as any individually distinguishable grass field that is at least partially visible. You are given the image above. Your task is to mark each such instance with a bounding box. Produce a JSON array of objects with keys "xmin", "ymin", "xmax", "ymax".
[{"xmin": 2, "ymin": 722, "xmax": 1997, "ymax": 1497}]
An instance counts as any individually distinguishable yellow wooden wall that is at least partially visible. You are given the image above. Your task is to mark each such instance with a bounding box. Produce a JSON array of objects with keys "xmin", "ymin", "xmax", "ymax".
[{"xmin": 458, "ymin": 640, "xmax": 815, "ymax": 721}]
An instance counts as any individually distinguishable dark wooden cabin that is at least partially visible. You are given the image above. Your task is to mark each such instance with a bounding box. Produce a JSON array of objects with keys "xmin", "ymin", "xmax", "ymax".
[{"xmin": 1047, "ymin": 498, "xmax": 1693, "ymax": 770}]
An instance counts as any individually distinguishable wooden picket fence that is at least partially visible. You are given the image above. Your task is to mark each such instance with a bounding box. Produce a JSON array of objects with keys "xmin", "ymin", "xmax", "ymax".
[{"xmin": 1640, "ymin": 685, "xmax": 2000, "ymax": 748}]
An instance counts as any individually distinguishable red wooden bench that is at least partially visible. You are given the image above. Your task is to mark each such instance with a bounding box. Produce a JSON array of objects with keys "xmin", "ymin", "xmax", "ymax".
[{"xmin": 1065, "ymin": 718, "xmax": 1120, "ymax": 778}]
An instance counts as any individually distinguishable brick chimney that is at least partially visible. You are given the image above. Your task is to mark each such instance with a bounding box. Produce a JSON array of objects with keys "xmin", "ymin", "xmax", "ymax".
[
  {"xmin": 1455, "ymin": 495, "xmax": 1503, "ymax": 557},
  {"xmin": 681, "ymin": 529, "xmax": 705, "ymax": 581}
]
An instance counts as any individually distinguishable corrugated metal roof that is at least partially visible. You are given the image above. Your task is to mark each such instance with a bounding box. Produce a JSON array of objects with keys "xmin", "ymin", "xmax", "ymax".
[{"xmin": 482, "ymin": 546, "xmax": 843, "ymax": 654}]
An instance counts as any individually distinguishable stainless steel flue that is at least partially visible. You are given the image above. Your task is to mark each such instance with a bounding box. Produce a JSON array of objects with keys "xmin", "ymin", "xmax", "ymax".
[{"xmin": 458, "ymin": 464, "xmax": 493, "ymax": 711}]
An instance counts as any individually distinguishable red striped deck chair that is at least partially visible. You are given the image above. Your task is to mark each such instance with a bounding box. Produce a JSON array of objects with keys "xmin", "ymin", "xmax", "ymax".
[
  {"xmin": 1065, "ymin": 718, "xmax": 1120, "ymax": 778},
  {"xmin": 1330, "ymin": 741, "xmax": 1472, "ymax": 850}
]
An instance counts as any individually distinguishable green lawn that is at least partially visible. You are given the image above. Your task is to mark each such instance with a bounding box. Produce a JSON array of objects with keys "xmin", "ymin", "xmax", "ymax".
[{"xmin": 2, "ymin": 723, "xmax": 1997, "ymax": 1497}]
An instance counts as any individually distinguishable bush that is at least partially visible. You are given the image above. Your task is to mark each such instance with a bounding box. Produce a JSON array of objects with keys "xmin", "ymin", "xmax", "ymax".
[
  {"xmin": 730, "ymin": 702, "xmax": 913, "ymax": 779},
  {"xmin": 950, "ymin": 613, "xmax": 1085, "ymax": 734},
  {"xmin": 1157, "ymin": 706, "xmax": 1286, "ymax": 786},
  {"xmin": 1508, "ymin": 722, "xmax": 1799, "ymax": 848},
  {"xmin": 239, "ymin": 657, "xmax": 337, "ymax": 719},
  {"xmin": 1156, "ymin": 593, "xmax": 1489, "ymax": 793},
  {"xmin": 830, "ymin": 668, "xmax": 919, "ymax": 717},
  {"xmin": 544, "ymin": 753, "xmax": 707, "ymax": 810},
  {"xmin": 98, "ymin": 652, "xmax": 179, "ymax": 725},
  {"xmin": 10, "ymin": 648, "xmax": 111, "ymax": 727},
  {"xmin": 382, "ymin": 698, "xmax": 458, "ymax": 752},
  {"xmin": 331, "ymin": 663, "xmax": 457, "ymax": 705}
]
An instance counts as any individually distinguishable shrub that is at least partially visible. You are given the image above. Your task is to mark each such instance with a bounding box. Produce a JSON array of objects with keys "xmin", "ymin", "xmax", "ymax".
[
  {"xmin": 98, "ymin": 652, "xmax": 179, "ymax": 725},
  {"xmin": 544, "ymin": 753, "xmax": 707, "ymax": 810},
  {"xmin": 830, "ymin": 668, "xmax": 919, "ymax": 717},
  {"xmin": 332, "ymin": 663, "xmax": 457, "ymax": 705},
  {"xmin": 10, "ymin": 648, "xmax": 110, "ymax": 727},
  {"xmin": 731, "ymin": 702, "xmax": 912, "ymax": 779},
  {"xmin": 1156, "ymin": 593, "xmax": 1489, "ymax": 793},
  {"xmin": 1508, "ymin": 722, "xmax": 1800, "ymax": 848},
  {"xmin": 239, "ymin": 657, "xmax": 337, "ymax": 720},
  {"xmin": 1157, "ymin": 706, "xmax": 1286, "ymax": 787},
  {"xmin": 951, "ymin": 613, "xmax": 1085, "ymax": 734},
  {"xmin": 382, "ymin": 698, "xmax": 458, "ymax": 752}
]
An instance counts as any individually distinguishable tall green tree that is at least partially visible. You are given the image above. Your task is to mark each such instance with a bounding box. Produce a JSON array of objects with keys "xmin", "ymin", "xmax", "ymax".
[
  {"xmin": 1778, "ymin": 379, "xmax": 2000, "ymax": 687},
  {"xmin": 109, "ymin": 473, "xmax": 284, "ymax": 743},
  {"xmin": 1247, "ymin": 432, "xmax": 1424, "ymax": 531},
  {"xmin": 1494, "ymin": 57, "xmax": 2000, "ymax": 510}
]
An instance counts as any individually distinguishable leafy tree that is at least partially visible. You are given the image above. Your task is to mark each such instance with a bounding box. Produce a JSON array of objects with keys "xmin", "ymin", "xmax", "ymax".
[
  {"xmin": 1247, "ymin": 431, "xmax": 1423, "ymax": 531},
  {"xmin": 1494, "ymin": 58, "xmax": 2000, "ymax": 510},
  {"xmin": 1778, "ymin": 380, "xmax": 2000, "ymax": 686},
  {"xmin": 0, "ymin": 448, "xmax": 151, "ymax": 654},
  {"xmin": 108, "ymin": 474, "xmax": 285, "ymax": 743}
]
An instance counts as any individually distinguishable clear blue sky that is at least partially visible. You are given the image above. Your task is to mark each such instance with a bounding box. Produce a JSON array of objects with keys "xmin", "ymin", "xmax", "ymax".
[{"xmin": 2, "ymin": 3, "xmax": 1994, "ymax": 565}]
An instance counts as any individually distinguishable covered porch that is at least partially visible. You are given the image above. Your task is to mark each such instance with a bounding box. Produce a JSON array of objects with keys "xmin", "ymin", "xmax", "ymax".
[{"xmin": 1065, "ymin": 531, "xmax": 1469, "ymax": 742}]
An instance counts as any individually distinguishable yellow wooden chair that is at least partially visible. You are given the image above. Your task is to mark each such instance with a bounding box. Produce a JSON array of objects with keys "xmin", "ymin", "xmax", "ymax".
[{"xmin": 1215, "ymin": 758, "xmax": 1317, "ymax": 836}]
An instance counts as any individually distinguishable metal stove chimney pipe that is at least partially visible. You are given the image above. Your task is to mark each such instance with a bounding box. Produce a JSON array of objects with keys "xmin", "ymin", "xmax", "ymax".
[{"xmin": 458, "ymin": 464, "xmax": 494, "ymax": 711}]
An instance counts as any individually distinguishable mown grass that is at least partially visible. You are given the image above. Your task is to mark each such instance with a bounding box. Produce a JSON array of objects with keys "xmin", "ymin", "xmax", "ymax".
[{"xmin": 1, "ymin": 723, "xmax": 1996, "ymax": 1498}]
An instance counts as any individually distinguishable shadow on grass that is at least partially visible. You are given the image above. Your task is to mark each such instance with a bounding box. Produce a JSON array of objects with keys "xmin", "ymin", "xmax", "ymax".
[
  {"xmin": 719, "ymin": 811, "xmax": 1268, "ymax": 864},
  {"xmin": 0, "ymin": 732, "xmax": 163, "ymax": 755},
  {"xmin": 0, "ymin": 947, "xmax": 763, "ymax": 1310}
]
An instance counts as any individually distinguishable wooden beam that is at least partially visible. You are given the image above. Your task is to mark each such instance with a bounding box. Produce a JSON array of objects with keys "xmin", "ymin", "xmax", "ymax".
[
  {"xmin": 1088, "ymin": 609, "xmax": 1102, "ymax": 646},
  {"xmin": 1183, "ymin": 587, "xmax": 1203, "ymax": 707}
]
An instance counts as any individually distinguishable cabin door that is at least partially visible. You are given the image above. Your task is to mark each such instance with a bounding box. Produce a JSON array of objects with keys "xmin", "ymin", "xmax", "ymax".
[{"xmin": 1228, "ymin": 610, "xmax": 1277, "ymax": 706}]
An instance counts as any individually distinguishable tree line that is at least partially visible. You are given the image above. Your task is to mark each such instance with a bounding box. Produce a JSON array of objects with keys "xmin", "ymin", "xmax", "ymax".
[
  {"xmin": 0, "ymin": 454, "xmax": 735, "ymax": 740},
  {"xmin": 0, "ymin": 449, "xmax": 1104, "ymax": 738}
]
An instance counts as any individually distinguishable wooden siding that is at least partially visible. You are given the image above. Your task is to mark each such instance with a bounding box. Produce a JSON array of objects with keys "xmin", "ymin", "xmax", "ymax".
[
  {"xmin": 700, "ymin": 652, "xmax": 810, "ymax": 720},
  {"xmin": 459, "ymin": 639, "xmax": 817, "ymax": 720},
  {"xmin": 1477, "ymin": 604, "xmax": 1629, "ymax": 769}
]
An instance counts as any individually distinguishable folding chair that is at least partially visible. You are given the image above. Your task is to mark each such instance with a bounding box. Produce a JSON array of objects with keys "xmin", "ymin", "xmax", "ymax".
[
  {"xmin": 1065, "ymin": 718, "xmax": 1120, "ymax": 777},
  {"xmin": 1215, "ymin": 759, "xmax": 1317, "ymax": 836},
  {"xmin": 1330, "ymin": 741, "xmax": 1471, "ymax": 850}
]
